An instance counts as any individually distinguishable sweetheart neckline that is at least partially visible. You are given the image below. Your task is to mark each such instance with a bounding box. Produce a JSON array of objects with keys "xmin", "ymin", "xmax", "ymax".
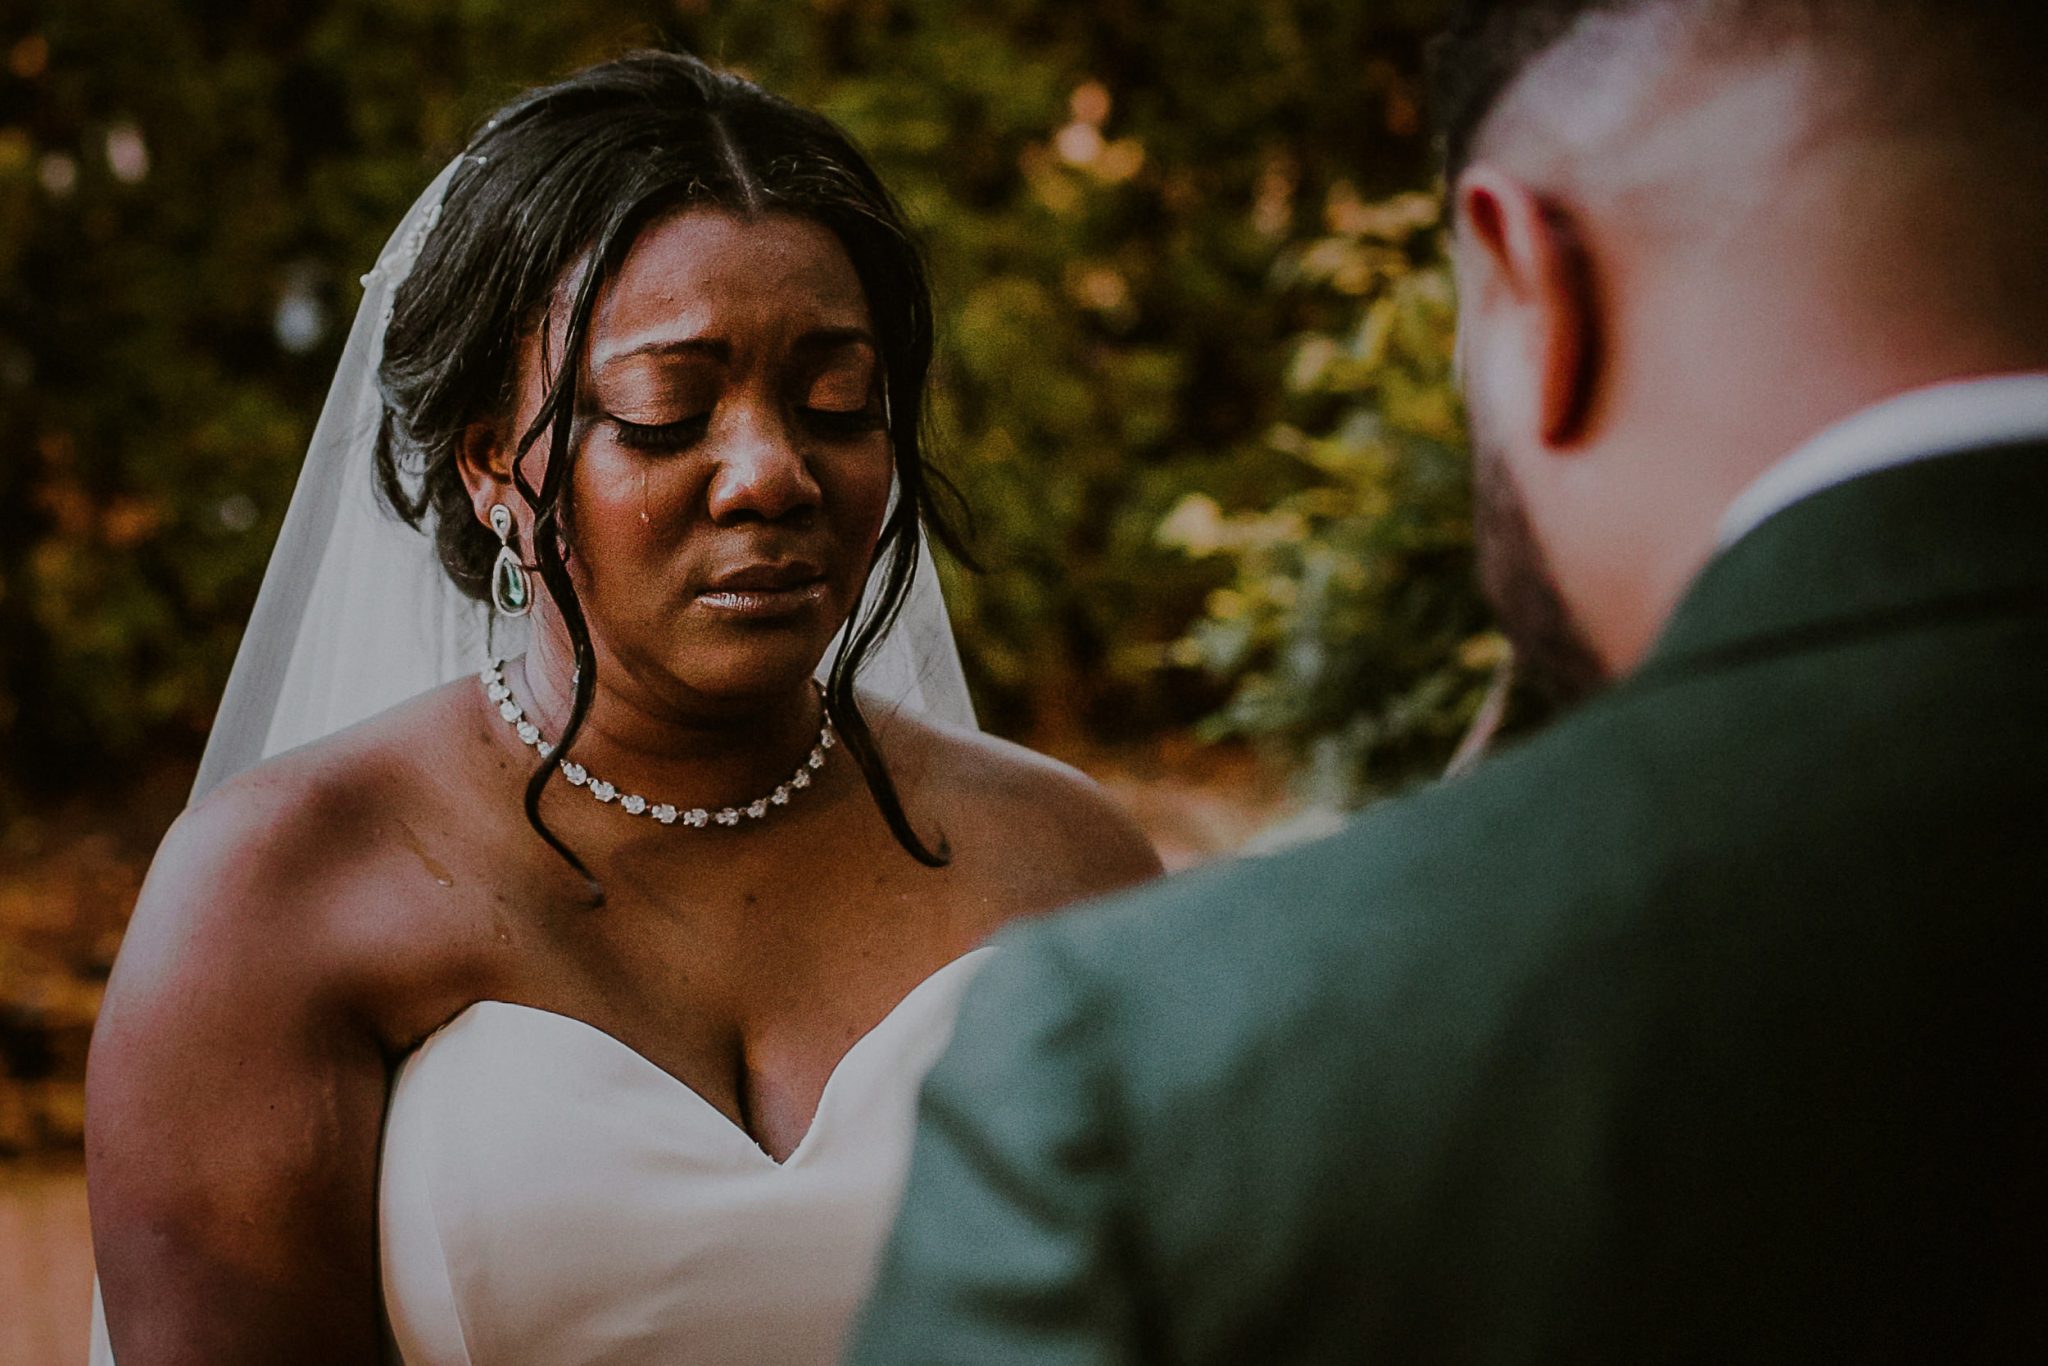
[{"xmin": 406, "ymin": 946, "xmax": 995, "ymax": 1169}]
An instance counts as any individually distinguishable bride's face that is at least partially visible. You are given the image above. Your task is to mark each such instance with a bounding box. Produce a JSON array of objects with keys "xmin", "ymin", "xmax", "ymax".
[{"xmin": 505, "ymin": 208, "xmax": 895, "ymax": 704}]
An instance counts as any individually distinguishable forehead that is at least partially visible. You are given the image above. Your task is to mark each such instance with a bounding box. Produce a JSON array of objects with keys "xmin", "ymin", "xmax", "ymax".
[{"xmin": 588, "ymin": 208, "xmax": 872, "ymax": 354}]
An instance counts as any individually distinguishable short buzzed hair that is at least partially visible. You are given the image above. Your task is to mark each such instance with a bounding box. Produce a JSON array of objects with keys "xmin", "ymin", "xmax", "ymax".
[{"xmin": 1430, "ymin": 0, "xmax": 2048, "ymax": 182}]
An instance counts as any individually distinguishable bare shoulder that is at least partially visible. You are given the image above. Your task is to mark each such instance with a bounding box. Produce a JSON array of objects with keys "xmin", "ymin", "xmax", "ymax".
[
  {"xmin": 93, "ymin": 736, "xmax": 394, "ymax": 1104},
  {"xmin": 85, "ymin": 686, "xmax": 481, "ymax": 1361},
  {"xmin": 105, "ymin": 679, "xmax": 479, "ymax": 1028},
  {"xmin": 871, "ymin": 700, "xmax": 1165, "ymax": 904},
  {"xmin": 89, "ymin": 681, "xmax": 478, "ymax": 1207}
]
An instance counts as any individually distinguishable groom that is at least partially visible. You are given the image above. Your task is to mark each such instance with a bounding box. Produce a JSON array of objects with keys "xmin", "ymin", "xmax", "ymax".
[{"xmin": 850, "ymin": 1, "xmax": 2048, "ymax": 1361}]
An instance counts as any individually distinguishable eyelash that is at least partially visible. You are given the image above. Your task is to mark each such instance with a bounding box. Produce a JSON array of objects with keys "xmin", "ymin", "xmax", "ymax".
[
  {"xmin": 609, "ymin": 404, "xmax": 885, "ymax": 453},
  {"xmin": 611, "ymin": 415, "xmax": 709, "ymax": 453},
  {"xmin": 804, "ymin": 404, "xmax": 887, "ymax": 438}
]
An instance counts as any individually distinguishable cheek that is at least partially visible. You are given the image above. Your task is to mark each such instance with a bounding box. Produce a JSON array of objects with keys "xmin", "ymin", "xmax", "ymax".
[
  {"xmin": 564, "ymin": 436, "xmax": 896, "ymax": 589},
  {"xmin": 826, "ymin": 441, "xmax": 896, "ymax": 554},
  {"xmin": 1459, "ymin": 323, "xmax": 1536, "ymax": 471},
  {"xmin": 558, "ymin": 441, "xmax": 677, "ymax": 590},
  {"xmin": 571, "ymin": 445, "xmax": 637, "ymax": 526}
]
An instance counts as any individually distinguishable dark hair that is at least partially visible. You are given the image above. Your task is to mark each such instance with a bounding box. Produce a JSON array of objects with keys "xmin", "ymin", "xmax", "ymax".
[
  {"xmin": 373, "ymin": 50, "xmax": 968, "ymax": 884},
  {"xmin": 1429, "ymin": 0, "xmax": 2048, "ymax": 183}
]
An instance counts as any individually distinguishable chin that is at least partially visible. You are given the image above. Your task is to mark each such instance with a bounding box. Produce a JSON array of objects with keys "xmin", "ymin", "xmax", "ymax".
[{"xmin": 662, "ymin": 633, "xmax": 835, "ymax": 703}]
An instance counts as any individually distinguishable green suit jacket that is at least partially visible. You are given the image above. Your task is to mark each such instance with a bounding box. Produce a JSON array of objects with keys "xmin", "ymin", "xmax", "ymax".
[{"xmin": 848, "ymin": 442, "xmax": 2047, "ymax": 1365}]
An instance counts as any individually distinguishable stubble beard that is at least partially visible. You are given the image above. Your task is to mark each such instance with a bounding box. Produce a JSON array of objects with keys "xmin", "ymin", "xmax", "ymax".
[{"xmin": 1468, "ymin": 422, "xmax": 1610, "ymax": 710}]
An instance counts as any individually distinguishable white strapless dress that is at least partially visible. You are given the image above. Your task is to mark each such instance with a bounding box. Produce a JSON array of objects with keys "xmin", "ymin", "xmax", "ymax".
[
  {"xmin": 379, "ymin": 948, "xmax": 992, "ymax": 1365},
  {"xmin": 87, "ymin": 947, "xmax": 991, "ymax": 1366}
]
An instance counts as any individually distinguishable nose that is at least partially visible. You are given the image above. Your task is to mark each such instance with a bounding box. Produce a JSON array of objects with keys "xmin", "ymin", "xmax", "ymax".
[{"xmin": 704, "ymin": 401, "xmax": 823, "ymax": 526}]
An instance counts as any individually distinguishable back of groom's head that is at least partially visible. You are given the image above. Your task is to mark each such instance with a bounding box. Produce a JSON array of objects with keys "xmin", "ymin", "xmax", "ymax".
[
  {"xmin": 1433, "ymin": 1, "xmax": 2048, "ymax": 189},
  {"xmin": 1431, "ymin": 0, "xmax": 2048, "ymax": 697}
]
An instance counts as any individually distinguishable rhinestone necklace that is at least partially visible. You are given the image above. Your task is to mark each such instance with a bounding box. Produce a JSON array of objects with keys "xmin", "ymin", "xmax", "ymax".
[{"xmin": 479, "ymin": 659, "xmax": 835, "ymax": 828}]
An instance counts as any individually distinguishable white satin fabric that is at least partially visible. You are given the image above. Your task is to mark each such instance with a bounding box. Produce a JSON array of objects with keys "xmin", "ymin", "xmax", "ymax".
[{"xmin": 377, "ymin": 948, "xmax": 992, "ymax": 1365}]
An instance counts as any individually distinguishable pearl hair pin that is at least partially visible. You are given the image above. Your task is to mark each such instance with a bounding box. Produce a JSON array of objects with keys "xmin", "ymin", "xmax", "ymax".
[{"xmin": 480, "ymin": 659, "xmax": 834, "ymax": 828}]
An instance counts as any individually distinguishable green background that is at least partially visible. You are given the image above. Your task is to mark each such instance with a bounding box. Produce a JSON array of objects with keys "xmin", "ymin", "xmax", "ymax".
[{"xmin": 0, "ymin": 0, "xmax": 1506, "ymax": 822}]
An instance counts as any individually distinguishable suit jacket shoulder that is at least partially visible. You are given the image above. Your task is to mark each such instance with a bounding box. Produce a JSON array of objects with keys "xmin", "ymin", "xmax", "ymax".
[
  {"xmin": 999, "ymin": 441, "xmax": 2048, "ymax": 1362},
  {"xmin": 857, "ymin": 442, "xmax": 2048, "ymax": 1365}
]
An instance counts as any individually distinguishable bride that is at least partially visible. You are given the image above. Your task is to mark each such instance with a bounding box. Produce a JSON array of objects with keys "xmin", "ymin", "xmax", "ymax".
[{"xmin": 84, "ymin": 51, "xmax": 1161, "ymax": 1364}]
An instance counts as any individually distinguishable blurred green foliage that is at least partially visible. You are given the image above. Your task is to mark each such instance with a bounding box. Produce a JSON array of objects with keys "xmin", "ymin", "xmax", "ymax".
[
  {"xmin": 1, "ymin": 0, "xmax": 1470, "ymax": 798},
  {"xmin": 1160, "ymin": 192, "xmax": 1510, "ymax": 805}
]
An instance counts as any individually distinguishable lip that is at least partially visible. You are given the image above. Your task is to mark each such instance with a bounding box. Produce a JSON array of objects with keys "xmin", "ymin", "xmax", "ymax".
[
  {"xmin": 694, "ymin": 560, "xmax": 829, "ymax": 618},
  {"xmin": 704, "ymin": 560, "xmax": 825, "ymax": 592}
]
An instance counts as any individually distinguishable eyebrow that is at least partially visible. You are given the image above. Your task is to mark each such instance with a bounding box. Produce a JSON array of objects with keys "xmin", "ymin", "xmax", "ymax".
[
  {"xmin": 592, "ymin": 326, "xmax": 879, "ymax": 369},
  {"xmin": 794, "ymin": 326, "xmax": 880, "ymax": 355}
]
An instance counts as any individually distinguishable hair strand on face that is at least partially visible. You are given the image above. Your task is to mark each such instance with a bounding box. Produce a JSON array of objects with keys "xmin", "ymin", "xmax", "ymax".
[{"xmin": 372, "ymin": 50, "xmax": 968, "ymax": 889}]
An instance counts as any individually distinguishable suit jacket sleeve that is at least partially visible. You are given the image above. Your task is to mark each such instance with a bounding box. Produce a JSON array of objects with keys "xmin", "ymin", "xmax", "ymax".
[{"xmin": 845, "ymin": 929, "xmax": 1148, "ymax": 1366}]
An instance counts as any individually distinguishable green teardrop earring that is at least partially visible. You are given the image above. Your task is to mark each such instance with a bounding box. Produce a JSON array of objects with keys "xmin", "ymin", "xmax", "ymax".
[{"xmin": 488, "ymin": 503, "xmax": 532, "ymax": 618}]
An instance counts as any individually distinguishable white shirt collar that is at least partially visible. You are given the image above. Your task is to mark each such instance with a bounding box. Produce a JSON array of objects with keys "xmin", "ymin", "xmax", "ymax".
[{"xmin": 1717, "ymin": 372, "xmax": 2048, "ymax": 548}]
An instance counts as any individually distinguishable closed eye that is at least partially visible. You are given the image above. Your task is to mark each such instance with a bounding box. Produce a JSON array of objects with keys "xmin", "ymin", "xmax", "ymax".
[
  {"xmin": 611, "ymin": 413, "xmax": 710, "ymax": 453},
  {"xmin": 801, "ymin": 404, "xmax": 886, "ymax": 439}
]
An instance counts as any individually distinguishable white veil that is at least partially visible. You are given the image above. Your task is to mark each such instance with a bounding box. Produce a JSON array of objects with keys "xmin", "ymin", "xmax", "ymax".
[{"xmin": 90, "ymin": 155, "xmax": 974, "ymax": 1364}]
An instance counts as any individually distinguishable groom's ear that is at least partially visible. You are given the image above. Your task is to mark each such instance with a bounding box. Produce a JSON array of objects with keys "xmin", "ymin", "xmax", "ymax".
[{"xmin": 1453, "ymin": 167, "xmax": 1602, "ymax": 449}]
